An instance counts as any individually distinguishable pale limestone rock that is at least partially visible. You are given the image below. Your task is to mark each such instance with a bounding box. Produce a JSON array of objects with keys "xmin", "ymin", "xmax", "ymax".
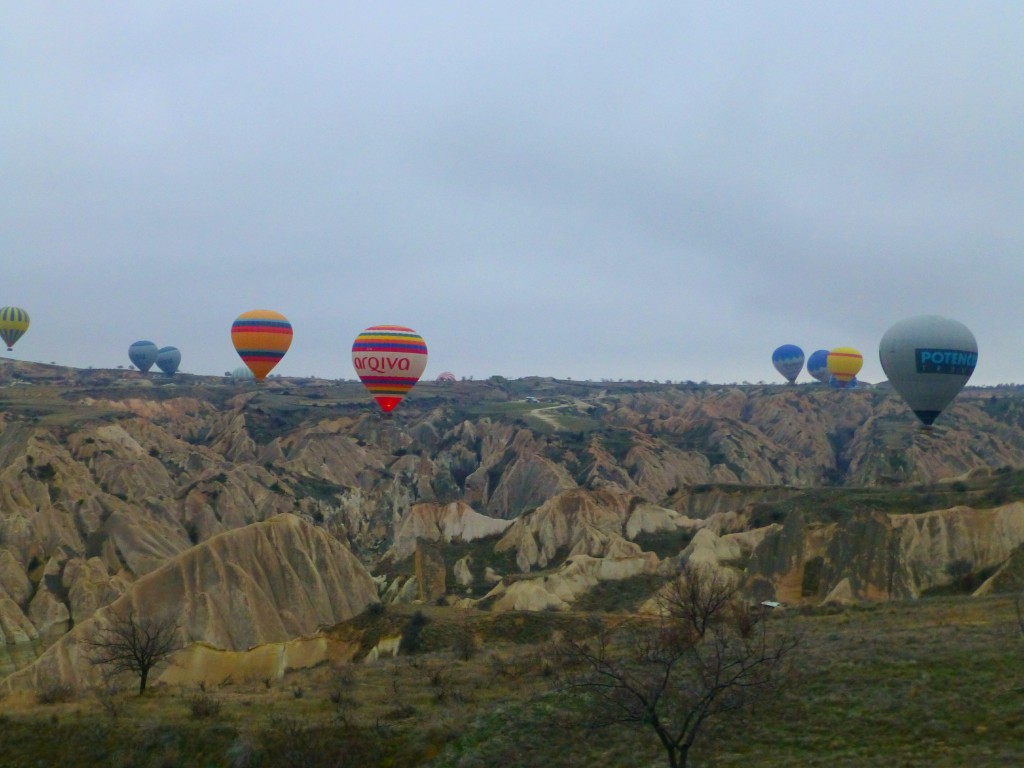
[
  {"xmin": 0, "ymin": 598, "xmax": 37, "ymax": 643},
  {"xmin": 487, "ymin": 553, "xmax": 658, "ymax": 613},
  {"xmin": 454, "ymin": 556, "xmax": 474, "ymax": 587},
  {"xmin": 64, "ymin": 557, "xmax": 126, "ymax": 624},
  {"xmin": 0, "ymin": 549, "xmax": 32, "ymax": 606},
  {"xmin": 27, "ymin": 585, "xmax": 70, "ymax": 635},
  {"xmin": 486, "ymin": 452, "xmax": 577, "ymax": 519},
  {"xmin": 2, "ymin": 514, "xmax": 377, "ymax": 692},
  {"xmin": 496, "ymin": 489, "xmax": 651, "ymax": 572},
  {"xmin": 488, "ymin": 580, "xmax": 570, "ymax": 612},
  {"xmin": 822, "ymin": 577, "xmax": 857, "ymax": 604},
  {"xmin": 681, "ymin": 528, "xmax": 743, "ymax": 567},
  {"xmin": 159, "ymin": 635, "xmax": 357, "ymax": 687},
  {"xmin": 389, "ymin": 501, "xmax": 513, "ymax": 561},
  {"xmin": 624, "ymin": 503, "xmax": 687, "ymax": 540}
]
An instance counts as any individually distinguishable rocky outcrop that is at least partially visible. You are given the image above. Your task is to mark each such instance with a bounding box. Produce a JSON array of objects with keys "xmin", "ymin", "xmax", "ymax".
[
  {"xmin": 389, "ymin": 501, "xmax": 513, "ymax": 561},
  {"xmin": 1, "ymin": 514, "xmax": 377, "ymax": 692},
  {"xmin": 5, "ymin": 365, "xmax": 1024, "ymax": 656},
  {"xmin": 746, "ymin": 502, "xmax": 1024, "ymax": 603},
  {"xmin": 495, "ymin": 489, "xmax": 688, "ymax": 572},
  {"xmin": 484, "ymin": 552, "xmax": 659, "ymax": 612}
]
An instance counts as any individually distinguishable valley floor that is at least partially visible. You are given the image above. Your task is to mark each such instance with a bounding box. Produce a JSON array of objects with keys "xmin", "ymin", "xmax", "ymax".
[{"xmin": 1, "ymin": 595, "xmax": 1023, "ymax": 767}]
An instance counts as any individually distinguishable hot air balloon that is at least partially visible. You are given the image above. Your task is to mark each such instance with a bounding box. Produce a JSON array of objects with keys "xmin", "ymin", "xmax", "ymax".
[
  {"xmin": 879, "ymin": 315, "xmax": 977, "ymax": 426},
  {"xmin": 807, "ymin": 349, "xmax": 831, "ymax": 383},
  {"xmin": 230, "ymin": 366, "xmax": 255, "ymax": 381},
  {"xmin": 231, "ymin": 310, "xmax": 292, "ymax": 381},
  {"xmin": 829, "ymin": 375, "xmax": 857, "ymax": 389},
  {"xmin": 352, "ymin": 325, "xmax": 428, "ymax": 412},
  {"xmin": 0, "ymin": 307, "xmax": 30, "ymax": 351},
  {"xmin": 436, "ymin": 371, "xmax": 456, "ymax": 383},
  {"xmin": 772, "ymin": 344, "xmax": 804, "ymax": 384},
  {"xmin": 156, "ymin": 346, "xmax": 181, "ymax": 375},
  {"xmin": 827, "ymin": 347, "xmax": 862, "ymax": 388},
  {"xmin": 128, "ymin": 340, "xmax": 159, "ymax": 372}
]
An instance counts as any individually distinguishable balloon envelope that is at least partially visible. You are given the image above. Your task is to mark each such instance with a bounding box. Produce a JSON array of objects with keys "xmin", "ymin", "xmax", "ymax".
[
  {"xmin": 879, "ymin": 315, "xmax": 977, "ymax": 426},
  {"xmin": 231, "ymin": 310, "xmax": 293, "ymax": 381},
  {"xmin": 829, "ymin": 375, "xmax": 857, "ymax": 389},
  {"xmin": 230, "ymin": 366, "xmax": 255, "ymax": 381},
  {"xmin": 352, "ymin": 325, "xmax": 428, "ymax": 412},
  {"xmin": 772, "ymin": 344, "xmax": 804, "ymax": 384},
  {"xmin": 807, "ymin": 349, "xmax": 831, "ymax": 383},
  {"xmin": 128, "ymin": 340, "xmax": 159, "ymax": 372},
  {"xmin": 827, "ymin": 347, "xmax": 863, "ymax": 384},
  {"xmin": 156, "ymin": 346, "xmax": 181, "ymax": 375},
  {"xmin": 0, "ymin": 307, "xmax": 30, "ymax": 351}
]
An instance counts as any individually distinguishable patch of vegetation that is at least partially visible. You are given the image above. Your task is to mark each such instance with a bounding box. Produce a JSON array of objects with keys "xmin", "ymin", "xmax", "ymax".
[
  {"xmin": 573, "ymin": 573, "xmax": 671, "ymax": 613},
  {"xmin": 291, "ymin": 475, "xmax": 344, "ymax": 503},
  {"xmin": 633, "ymin": 528, "xmax": 694, "ymax": 560}
]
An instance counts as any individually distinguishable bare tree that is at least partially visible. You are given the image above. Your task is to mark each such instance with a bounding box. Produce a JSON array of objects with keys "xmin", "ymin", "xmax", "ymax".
[
  {"xmin": 561, "ymin": 564, "xmax": 798, "ymax": 768},
  {"xmin": 82, "ymin": 609, "xmax": 180, "ymax": 695},
  {"xmin": 657, "ymin": 560, "xmax": 741, "ymax": 639}
]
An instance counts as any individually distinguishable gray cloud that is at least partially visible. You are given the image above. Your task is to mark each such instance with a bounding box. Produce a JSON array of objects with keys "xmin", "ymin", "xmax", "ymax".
[{"xmin": 3, "ymin": 2, "xmax": 1022, "ymax": 385}]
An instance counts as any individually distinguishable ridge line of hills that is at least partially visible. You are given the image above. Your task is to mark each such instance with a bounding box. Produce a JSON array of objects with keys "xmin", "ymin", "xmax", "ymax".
[{"xmin": 3, "ymin": 359, "xmax": 1024, "ymax": 688}]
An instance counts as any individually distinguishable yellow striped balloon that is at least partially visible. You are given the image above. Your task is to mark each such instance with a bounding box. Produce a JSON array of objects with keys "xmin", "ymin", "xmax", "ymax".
[
  {"xmin": 827, "ymin": 346, "xmax": 863, "ymax": 387},
  {"xmin": 231, "ymin": 310, "xmax": 293, "ymax": 381},
  {"xmin": 351, "ymin": 325, "xmax": 428, "ymax": 412},
  {"xmin": 0, "ymin": 307, "xmax": 30, "ymax": 351}
]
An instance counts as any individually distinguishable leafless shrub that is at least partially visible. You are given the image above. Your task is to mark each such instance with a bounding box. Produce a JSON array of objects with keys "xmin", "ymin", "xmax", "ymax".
[
  {"xmin": 189, "ymin": 692, "xmax": 222, "ymax": 719},
  {"xmin": 36, "ymin": 677, "xmax": 76, "ymax": 705},
  {"xmin": 454, "ymin": 625, "xmax": 479, "ymax": 661},
  {"xmin": 93, "ymin": 676, "xmax": 126, "ymax": 719}
]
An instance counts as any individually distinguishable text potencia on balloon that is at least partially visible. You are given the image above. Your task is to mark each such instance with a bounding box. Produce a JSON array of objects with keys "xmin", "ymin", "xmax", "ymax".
[{"xmin": 915, "ymin": 349, "xmax": 978, "ymax": 376}]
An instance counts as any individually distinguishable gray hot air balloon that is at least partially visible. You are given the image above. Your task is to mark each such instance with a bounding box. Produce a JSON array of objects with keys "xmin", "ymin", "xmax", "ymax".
[
  {"xmin": 878, "ymin": 315, "xmax": 977, "ymax": 426},
  {"xmin": 155, "ymin": 346, "xmax": 181, "ymax": 375},
  {"xmin": 128, "ymin": 340, "xmax": 159, "ymax": 372}
]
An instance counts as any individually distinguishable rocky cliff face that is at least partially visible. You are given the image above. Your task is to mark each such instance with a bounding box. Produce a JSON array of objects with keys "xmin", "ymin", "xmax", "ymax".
[
  {"xmin": 4, "ymin": 367, "xmax": 1024, "ymax": 680},
  {"xmin": 2, "ymin": 514, "xmax": 377, "ymax": 692}
]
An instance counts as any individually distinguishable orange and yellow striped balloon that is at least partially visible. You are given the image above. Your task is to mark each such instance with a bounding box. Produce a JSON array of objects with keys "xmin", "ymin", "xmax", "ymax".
[
  {"xmin": 351, "ymin": 325, "xmax": 428, "ymax": 412},
  {"xmin": 827, "ymin": 346, "xmax": 863, "ymax": 387},
  {"xmin": 231, "ymin": 310, "xmax": 293, "ymax": 381}
]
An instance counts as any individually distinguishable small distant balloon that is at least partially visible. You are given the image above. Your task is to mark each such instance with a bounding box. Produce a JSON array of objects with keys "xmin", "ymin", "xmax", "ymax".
[
  {"xmin": 0, "ymin": 307, "xmax": 30, "ymax": 351},
  {"xmin": 352, "ymin": 325, "xmax": 428, "ymax": 412},
  {"xmin": 230, "ymin": 366, "xmax": 256, "ymax": 381},
  {"xmin": 772, "ymin": 344, "xmax": 804, "ymax": 384},
  {"xmin": 807, "ymin": 349, "xmax": 831, "ymax": 383},
  {"xmin": 156, "ymin": 346, "xmax": 181, "ymax": 375},
  {"xmin": 879, "ymin": 315, "xmax": 977, "ymax": 426},
  {"xmin": 128, "ymin": 340, "xmax": 159, "ymax": 372},
  {"xmin": 827, "ymin": 347, "xmax": 863, "ymax": 387},
  {"xmin": 436, "ymin": 371, "xmax": 456, "ymax": 383},
  {"xmin": 231, "ymin": 310, "xmax": 293, "ymax": 381}
]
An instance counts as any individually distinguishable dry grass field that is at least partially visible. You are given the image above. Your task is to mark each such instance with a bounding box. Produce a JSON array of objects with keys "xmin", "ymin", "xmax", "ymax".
[{"xmin": 1, "ymin": 595, "xmax": 1023, "ymax": 767}]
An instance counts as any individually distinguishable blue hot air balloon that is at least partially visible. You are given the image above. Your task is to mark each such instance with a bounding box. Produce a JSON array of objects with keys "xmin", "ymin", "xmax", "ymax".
[
  {"xmin": 772, "ymin": 344, "xmax": 804, "ymax": 384},
  {"xmin": 129, "ymin": 340, "xmax": 159, "ymax": 372},
  {"xmin": 829, "ymin": 375, "xmax": 857, "ymax": 389},
  {"xmin": 807, "ymin": 349, "xmax": 831, "ymax": 383},
  {"xmin": 156, "ymin": 346, "xmax": 181, "ymax": 375}
]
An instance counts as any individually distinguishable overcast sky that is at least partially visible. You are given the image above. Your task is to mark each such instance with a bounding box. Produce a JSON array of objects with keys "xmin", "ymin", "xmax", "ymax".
[{"xmin": 3, "ymin": 2, "xmax": 1023, "ymax": 385}]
